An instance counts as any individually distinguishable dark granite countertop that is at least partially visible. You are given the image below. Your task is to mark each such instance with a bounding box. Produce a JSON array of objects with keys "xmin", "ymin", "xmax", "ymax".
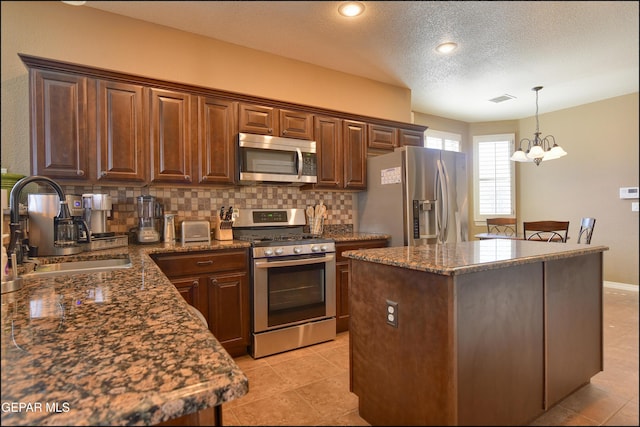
[
  {"xmin": 1, "ymin": 241, "xmax": 252, "ymax": 426},
  {"xmin": 323, "ymin": 231, "xmax": 390, "ymax": 242},
  {"xmin": 344, "ymin": 239, "xmax": 609, "ymax": 276}
]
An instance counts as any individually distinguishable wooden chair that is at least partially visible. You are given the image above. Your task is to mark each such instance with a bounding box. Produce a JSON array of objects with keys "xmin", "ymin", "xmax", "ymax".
[
  {"xmin": 486, "ymin": 217, "xmax": 517, "ymax": 236},
  {"xmin": 523, "ymin": 221, "xmax": 570, "ymax": 242},
  {"xmin": 577, "ymin": 217, "xmax": 596, "ymax": 244}
]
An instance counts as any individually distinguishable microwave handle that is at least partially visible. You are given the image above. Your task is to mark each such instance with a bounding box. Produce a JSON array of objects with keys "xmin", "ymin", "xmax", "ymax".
[{"xmin": 296, "ymin": 148, "xmax": 303, "ymax": 179}]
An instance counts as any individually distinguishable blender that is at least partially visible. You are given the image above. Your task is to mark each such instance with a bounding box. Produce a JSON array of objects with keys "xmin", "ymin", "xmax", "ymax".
[{"xmin": 136, "ymin": 195, "xmax": 161, "ymax": 243}]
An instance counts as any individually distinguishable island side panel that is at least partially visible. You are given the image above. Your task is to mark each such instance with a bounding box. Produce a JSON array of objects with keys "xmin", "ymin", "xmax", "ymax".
[
  {"xmin": 349, "ymin": 259, "xmax": 457, "ymax": 426},
  {"xmin": 544, "ymin": 252, "xmax": 604, "ymax": 408},
  {"xmin": 455, "ymin": 262, "xmax": 545, "ymax": 426}
]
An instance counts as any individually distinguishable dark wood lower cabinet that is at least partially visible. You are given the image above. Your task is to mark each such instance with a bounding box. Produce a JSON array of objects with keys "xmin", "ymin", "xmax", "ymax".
[
  {"xmin": 156, "ymin": 405, "xmax": 221, "ymax": 426},
  {"xmin": 335, "ymin": 239, "xmax": 388, "ymax": 333},
  {"xmin": 151, "ymin": 249, "xmax": 250, "ymax": 357}
]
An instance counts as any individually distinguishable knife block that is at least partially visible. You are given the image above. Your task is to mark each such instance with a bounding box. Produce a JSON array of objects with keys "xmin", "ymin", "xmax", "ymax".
[{"xmin": 214, "ymin": 217, "xmax": 234, "ymax": 241}]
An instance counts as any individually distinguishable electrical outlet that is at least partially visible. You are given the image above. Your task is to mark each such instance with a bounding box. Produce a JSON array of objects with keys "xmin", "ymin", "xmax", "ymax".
[{"xmin": 386, "ymin": 299, "xmax": 398, "ymax": 328}]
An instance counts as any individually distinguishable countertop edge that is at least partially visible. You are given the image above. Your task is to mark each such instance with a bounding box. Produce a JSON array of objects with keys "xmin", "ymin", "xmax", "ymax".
[{"xmin": 344, "ymin": 241, "xmax": 610, "ymax": 276}]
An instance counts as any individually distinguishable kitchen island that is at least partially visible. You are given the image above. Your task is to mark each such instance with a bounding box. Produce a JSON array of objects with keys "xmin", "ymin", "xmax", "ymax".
[
  {"xmin": 344, "ymin": 239, "xmax": 609, "ymax": 426},
  {"xmin": 1, "ymin": 240, "xmax": 251, "ymax": 426}
]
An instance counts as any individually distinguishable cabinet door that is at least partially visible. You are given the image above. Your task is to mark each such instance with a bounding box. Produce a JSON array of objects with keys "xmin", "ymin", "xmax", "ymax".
[
  {"xmin": 343, "ymin": 120, "xmax": 367, "ymax": 190},
  {"xmin": 149, "ymin": 88, "xmax": 193, "ymax": 184},
  {"xmin": 30, "ymin": 69, "xmax": 90, "ymax": 180},
  {"xmin": 398, "ymin": 128, "xmax": 424, "ymax": 147},
  {"xmin": 368, "ymin": 124, "xmax": 397, "ymax": 151},
  {"xmin": 96, "ymin": 80, "xmax": 146, "ymax": 182},
  {"xmin": 238, "ymin": 103, "xmax": 277, "ymax": 135},
  {"xmin": 279, "ymin": 109, "xmax": 314, "ymax": 140},
  {"xmin": 336, "ymin": 239, "xmax": 388, "ymax": 332},
  {"xmin": 314, "ymin": 116, "xmax": 342, "ymax": 189},
  {"xmin": 197, "ymin": 96, "xmax": 237, "ymax": 184},
  {"xmin": 206, "ymin": 272, "xmax": 249, "ymax": 357},
  {"xmin": 171, "ymin": 276, "xmax": 202, "ymax": 311}
]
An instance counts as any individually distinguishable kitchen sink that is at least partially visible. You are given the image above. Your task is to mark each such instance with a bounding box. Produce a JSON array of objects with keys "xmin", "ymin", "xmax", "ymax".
[{"xmin": 22, "ymin": 257, "xmax": 132, "ymax": 278}]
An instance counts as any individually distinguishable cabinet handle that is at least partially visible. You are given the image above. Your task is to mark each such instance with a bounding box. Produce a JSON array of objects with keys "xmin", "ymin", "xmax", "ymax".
[
  {"xmin": 192, "ymin": 280, "xmax": 199, "ymax": 288},
  {"xmin": 100, "ymin": 171, "xmax": 107, "ymax": 178},
  {"xmin": 268, "ymin": 128, "xmax": 273, "ymax": 134},
  {"xmin": 196, "ymin": 260, "xmax": 214, "ymax": 266},
  {"xmin": 77, "ymin": 169, "xmax": 85, "ymax": 176},
  {"xmin": 210, "ymin": 277, "xmax": 218, "ymax": 285},
  {"xmin": 185, "ymin": 175, "xmax": 191, "ymax": 181},
  {"xmin": 283, "ymin": 129, "xmax": 288, "ymax": 134}
]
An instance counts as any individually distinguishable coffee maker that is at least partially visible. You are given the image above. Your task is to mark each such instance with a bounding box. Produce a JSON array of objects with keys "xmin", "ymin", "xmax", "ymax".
[
  {"xmin": 136, "ymin": 195, "xmax": 162, "ymax": 243},
  {"xmin": 82, "ymin": 193, "xmax": 113, "ymax": 238},
  {"xmin": 66, "ymin": 194, "xmax": 90, "ymax": 243},
  {"xmin": 27, "ymin": 194, "xmax": 83, "ymax": 256}
]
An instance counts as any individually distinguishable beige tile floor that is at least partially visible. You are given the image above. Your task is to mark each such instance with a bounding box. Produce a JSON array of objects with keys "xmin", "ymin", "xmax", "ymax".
[{"xmin": 222, "ymin": 287, "xmax": 638, "ymax": 426}]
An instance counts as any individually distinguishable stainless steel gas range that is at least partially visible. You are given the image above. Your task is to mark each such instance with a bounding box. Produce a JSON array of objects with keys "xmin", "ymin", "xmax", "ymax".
[{"xmin": 233, "ymin": 208, "xmax": 336, "ymax": 358}]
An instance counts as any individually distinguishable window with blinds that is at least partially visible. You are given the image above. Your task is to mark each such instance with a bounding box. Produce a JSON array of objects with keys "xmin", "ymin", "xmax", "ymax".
[{"xmin": 473, "ymin": 134, "xmax": 516, "ymax": 223}]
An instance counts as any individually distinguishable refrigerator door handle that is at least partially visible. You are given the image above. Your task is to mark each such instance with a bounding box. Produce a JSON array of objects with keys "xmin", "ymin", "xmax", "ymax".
[
  {"xmin": 441, "ymin": 159, "xmax": 451, "ymax": 242},
  {"xmin": 436, "ymin": 159, "xmax": 450, "ymax": 243}
]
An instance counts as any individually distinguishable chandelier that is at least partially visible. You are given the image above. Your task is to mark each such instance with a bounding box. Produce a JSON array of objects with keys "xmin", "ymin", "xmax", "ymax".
[{"xmin": 510, "ymin": 86, "xmax": 567, "ymax": 166}]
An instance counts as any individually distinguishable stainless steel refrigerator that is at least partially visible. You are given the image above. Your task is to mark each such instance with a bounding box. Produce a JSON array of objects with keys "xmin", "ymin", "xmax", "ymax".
[{"xmin": 357, "ymin": 146, "xmax": 468, "ymax": 246}]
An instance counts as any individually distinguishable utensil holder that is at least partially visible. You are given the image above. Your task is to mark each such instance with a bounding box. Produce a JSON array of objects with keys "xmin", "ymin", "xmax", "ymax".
[
  {"xmin": 311, "ymin": 216, "xmax": 324, "ymax": 236},
  {"xmin": 214, "ymin": 217, "xmax": 234, "ymax": 241}
]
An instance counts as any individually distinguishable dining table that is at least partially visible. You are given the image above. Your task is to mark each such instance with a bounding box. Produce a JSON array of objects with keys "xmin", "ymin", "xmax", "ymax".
[{"xmin": 475, "ymin": 232, "xmax": 568, "ymax": 242}]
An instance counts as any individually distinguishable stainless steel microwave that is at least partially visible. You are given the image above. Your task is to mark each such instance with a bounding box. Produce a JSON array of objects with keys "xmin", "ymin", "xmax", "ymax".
[{"xmin": 238, "ymin": 132, "xmax": 318, "ymax": 184}]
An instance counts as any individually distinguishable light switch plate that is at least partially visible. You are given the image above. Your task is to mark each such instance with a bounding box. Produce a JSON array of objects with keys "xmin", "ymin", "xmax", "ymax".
[{"xmin": 632, "ymin": 202, "xmax": 639, "ymax": 212}]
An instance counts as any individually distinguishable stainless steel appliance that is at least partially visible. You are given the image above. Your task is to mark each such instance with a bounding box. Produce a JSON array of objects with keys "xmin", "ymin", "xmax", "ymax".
[
  {"xmin": 358, "ymin": 146, "xmax": 468, "ymax": 246},
  {"xmin": 79, "ymin": 193, "xmax": 128, "ymax": 251},
  {"xmin": 82, "ymin": 193, "xmax": 112, "ymax": 237},
  {"xmin": 233, "ymin": 208, "xmax": 336, "ymax": 358},
  {"xmin": 136, "ymin": 195, "xmax": 162, "ymax": 243},
  {"xmin": 237, "ymin": 133, "xmax": 318, "ymax": 185},
  {"xmin": 27, "ymin": 194, "xmax": 83, "ymax": 256},
  {"xmin": 66, "ymin": 194, "xmax": 90, "ymax": 243}
]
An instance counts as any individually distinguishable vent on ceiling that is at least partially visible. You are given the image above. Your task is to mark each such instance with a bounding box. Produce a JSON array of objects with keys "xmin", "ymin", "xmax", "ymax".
[{"xmin": 489, "ymin": 94, "xmax": 516, "ymax": 103}]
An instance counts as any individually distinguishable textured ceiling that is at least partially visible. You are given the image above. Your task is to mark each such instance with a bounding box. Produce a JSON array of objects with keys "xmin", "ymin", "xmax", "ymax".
[{"xmin": 85, "ymin": 1, "xmax": 639, "ymax": 122}]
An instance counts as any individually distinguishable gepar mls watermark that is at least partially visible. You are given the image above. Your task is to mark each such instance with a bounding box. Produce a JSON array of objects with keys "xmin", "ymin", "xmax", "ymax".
[{"xmin": 2, "ymin": 401, "xmax": 70, "ymax": 413}]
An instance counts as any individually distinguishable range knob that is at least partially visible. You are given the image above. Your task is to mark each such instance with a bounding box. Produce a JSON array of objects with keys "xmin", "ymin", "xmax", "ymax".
[
  {"xmin": 311, "ymin": 245, "xmax": 320, "ymax": 252},
  {"xmin": 275, "ymin": 248, "xmax": 284, "ymax": 256},
  {"xmin": 320, "ymin": 245, "xmax": 329, "ymax": 252},
  {"xmin": 293, "ymin": 246, "xmax": 303, "ymax": 254},
  {"xmin": 264, "ymin": 248, "xmax": 274, "ymax": 256}
]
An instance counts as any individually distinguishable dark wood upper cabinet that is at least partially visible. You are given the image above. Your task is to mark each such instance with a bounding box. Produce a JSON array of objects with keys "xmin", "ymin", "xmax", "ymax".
[
  {"xmin": 149, "ymin": 88, "xmax": 193, "ymax": 184},
  {"xmin": 196, "ymin": 96, "xmax": 237, "ymax": 185},
  {"xmin": 343, "ymin": 120, "xmax": 367, "ymax": 190},
  {"xmin": 239, "ymin": 103, "xmax": 314, "ymax": 140},
  {"xmin": 238, "ymin": 103, "xmax": 277, "ymax": 135},
  {"xmin": 398, "ymin": 128, "xmax": 424, "ymax": 147},
  {"xmin": 279, "ymin": 109, "xmax": 314, "ymax": 140},
  {"xmin": 313, "ymin": 116, "xmax": 342, "ymax": 189},
  {"xmin": 30, "ymin": 69, "xmax": 90, "ymax": 180},
  {"xmin": 21, "ymin": 54, "xmax": 427, "ymax": 190},
  {"xmin": 95, "ymin": 80, "xmax": 146, "ymax": 182},
  {"xmin": 368, "ymin": 123, "xmax": 398, "ymax": 151}
]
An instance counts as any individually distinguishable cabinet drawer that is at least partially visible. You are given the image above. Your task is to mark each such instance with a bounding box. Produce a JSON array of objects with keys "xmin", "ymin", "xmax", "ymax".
[
  {"xmin": 336, "ymin": 239, "xmax": 388, "ymax": 262},
  {"xmin": 152, "ymin": 250, "xmax": 248, "ymax": 277}
]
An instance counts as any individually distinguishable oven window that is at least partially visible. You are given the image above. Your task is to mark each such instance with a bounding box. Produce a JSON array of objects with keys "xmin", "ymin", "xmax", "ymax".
[
  {"xmin": 267, "ymin": 263, "xmax": 326, "ymax": 327},
  {"xmin": 242, "ymin": 148, "xmax": 297, "ymax": 175}
]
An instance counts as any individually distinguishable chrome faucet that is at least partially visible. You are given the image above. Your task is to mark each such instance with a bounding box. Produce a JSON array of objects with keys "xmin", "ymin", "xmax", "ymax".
[{"xmin": 8, "ymin": 175, "xmax": 68, "ymax": 265}]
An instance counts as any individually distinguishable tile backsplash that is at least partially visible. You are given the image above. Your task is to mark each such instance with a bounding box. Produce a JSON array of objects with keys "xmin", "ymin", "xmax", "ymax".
[{"xmin": 61, "ymin": 184, "xmax": 355, "ymax": 234}]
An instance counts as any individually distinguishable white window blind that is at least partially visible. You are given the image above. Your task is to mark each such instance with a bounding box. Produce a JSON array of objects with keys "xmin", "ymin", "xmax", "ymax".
[
  {"xmin": 425, "ymin": 129, "xmax": 460, "ymax": 152},
  {"xmin": 473, "ymin": 134, "xmax": 515, "ymax": 222}
]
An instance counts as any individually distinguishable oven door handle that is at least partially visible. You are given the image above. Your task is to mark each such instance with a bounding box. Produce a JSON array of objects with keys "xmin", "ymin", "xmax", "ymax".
[{"xmin": 254, "ymin": 254, "xmax": 335, "ymax": 269}]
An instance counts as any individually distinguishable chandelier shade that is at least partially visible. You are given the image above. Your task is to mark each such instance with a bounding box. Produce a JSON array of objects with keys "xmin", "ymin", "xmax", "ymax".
[{"xmin": 511, "ymin": 86, "xmax": 567, "ymax": 166}]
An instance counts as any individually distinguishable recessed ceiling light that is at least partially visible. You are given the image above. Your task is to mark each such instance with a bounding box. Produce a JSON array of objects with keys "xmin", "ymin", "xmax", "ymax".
[
  {"xmin": 61, "ymin": 1, "xmax": 86, "ymax": 5},
  {"xmin": 338, "ymin": 2, "xmax": 365, "ymax": 17},
  {"xmin": 436, "ymin": 42, "xmax": 458, "ymax": 54}
]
